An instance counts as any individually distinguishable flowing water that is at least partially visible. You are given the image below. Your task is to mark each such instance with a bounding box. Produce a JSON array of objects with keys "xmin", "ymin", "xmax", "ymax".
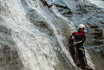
[{"xmin": 0, "ymin": 0, "xmax": 104, "ymax": 70}]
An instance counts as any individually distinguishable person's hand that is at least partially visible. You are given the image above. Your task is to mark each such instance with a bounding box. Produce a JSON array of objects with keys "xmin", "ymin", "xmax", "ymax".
[
  {"xmin": 73, "ymin": 41, "xmax": 77, "ymax": 45},
  {"xmin": 72, "ymin": 37, "xmax": 74, "ymax": 39}
]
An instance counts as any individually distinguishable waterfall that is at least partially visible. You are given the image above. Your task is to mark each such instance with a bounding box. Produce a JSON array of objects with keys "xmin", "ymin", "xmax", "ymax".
[
  {"xmin": 0, "ymin": 0, "xmax": 104, "ymax": 70},
  {"xmin": 0, "ymin": 0, "xmax": 76, "ymax": 70}
]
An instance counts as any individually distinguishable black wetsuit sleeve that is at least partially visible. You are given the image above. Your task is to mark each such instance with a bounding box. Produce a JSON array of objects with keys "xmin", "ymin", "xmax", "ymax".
[
  {"xmin": 68, "ymin": 33, "xmax": 78, "ymax": 44},
  {"xmin": 68, "ymin": 35, "xmax": 73, "ymax": 45}
]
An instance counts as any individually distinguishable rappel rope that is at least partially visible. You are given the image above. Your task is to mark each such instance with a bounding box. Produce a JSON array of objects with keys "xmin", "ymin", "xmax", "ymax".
[{"xmin": 50, "ymin": 12, "xmax": 69, "ymax": 51}]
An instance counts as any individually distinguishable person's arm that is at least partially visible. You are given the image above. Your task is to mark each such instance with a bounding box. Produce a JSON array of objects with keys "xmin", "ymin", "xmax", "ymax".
[
  {"xmin": 72, "ymin": 32, "xmax": 79, "ymax": 45},
  {"xmin": 77, "ymin": 36, "xmax": 86, "ymax": 44},
  {"xmin": 68, "ymin": 35, "xmax": 73, "ymax": 44},
  {"xmin": 68, "ymin": 32, "xmax": 78, "ymax": 45}
]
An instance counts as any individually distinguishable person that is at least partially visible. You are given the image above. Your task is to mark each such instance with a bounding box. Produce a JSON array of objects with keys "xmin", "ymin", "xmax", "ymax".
[
  {"xmin": 69, "ymin": 24, "xmax": 87, "ymax": 70},
  {"xmin": 40, "ymin": 0, "xmax": 53, "ymax": 8}
]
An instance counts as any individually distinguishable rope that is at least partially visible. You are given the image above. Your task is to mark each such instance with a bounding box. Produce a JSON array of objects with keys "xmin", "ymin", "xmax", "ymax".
[{"xmin": 48, "ymin": 8, "xmax": 69, "ymax": 51}]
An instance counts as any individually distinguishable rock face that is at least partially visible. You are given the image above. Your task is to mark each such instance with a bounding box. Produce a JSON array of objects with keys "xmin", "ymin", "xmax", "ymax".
[
  {"xmin": 88, "ymin": 50, "xmax": 104, "ymax": 70},
  {"xmin": 0, "ymin": 0, "xmax": 104, "ymax": 70}
]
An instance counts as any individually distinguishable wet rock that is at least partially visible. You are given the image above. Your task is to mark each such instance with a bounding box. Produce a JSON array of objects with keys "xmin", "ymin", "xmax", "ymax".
[
  {"xmin": 88, "ymin": 50, "xmax": 104, "ymax": 70},
  {"xmin": 0, "ymin": 42, "xmax": 23, "ymax": 70}
]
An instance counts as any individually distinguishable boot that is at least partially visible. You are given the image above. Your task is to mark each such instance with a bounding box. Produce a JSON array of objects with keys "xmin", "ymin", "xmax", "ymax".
[{"xmin": 86, "ymin": 64, "xmax": 93, "ymax": 70}]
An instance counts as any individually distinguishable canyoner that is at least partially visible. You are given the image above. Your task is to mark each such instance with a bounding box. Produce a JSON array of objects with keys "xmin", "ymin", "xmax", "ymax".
[{"xmin": 68, "ymin": 24, "xmax": 93, "ymax": 70}]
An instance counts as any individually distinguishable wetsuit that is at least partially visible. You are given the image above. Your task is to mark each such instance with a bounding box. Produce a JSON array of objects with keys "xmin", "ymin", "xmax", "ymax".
[{"xmin": 69, "ymin": 31, "xmax": 86, "ymax": 69}]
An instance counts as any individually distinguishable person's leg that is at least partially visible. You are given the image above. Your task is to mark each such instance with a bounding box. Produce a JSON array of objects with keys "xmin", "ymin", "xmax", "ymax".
[
  {"xmin": 78, "ymin": 50, "xmax": 86, "ymax": 70},
  {"xmin": 69, "ymin": 44, "xmax": 76, "ymax": 63}
]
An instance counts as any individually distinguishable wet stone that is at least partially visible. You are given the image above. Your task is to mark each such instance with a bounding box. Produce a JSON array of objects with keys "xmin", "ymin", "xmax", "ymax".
[{"xmin": 0, "ymin": 43, "xmax": 23, "ymax": 70}]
